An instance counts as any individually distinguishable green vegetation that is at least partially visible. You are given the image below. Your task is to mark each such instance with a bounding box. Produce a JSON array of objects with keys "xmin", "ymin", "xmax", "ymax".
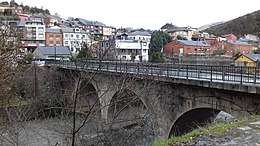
[
  {"xmin": 0, "ymin": 1, "xmax": 50, "ymax": 15},
  {"xmin": 149, "ymin": 52, "xmax": 164, "ymax": 62},
  {"xmin": 149, "ymin": 30, "xmax": 172, "ymax": 62},
  {"xmin": 205, "ymin": 10, "xmax": 260, "ymax": 37},
  {"xmin": 24, "ymin": 54, "xmax": 33, "ymax": 63},
  {"xmin": 153, "ymin": 115, "xmax": 260, "ymax": 146},
  {"xmin": 76, "ymin": 43, "xmax": 92, "ymax": 61},
  {"xmin": 0, "ymin": 15, "xmax": 19, "ymax": 20},
  {"xmin": 176, "ymin": 35, "xmax": 188, "ymax": 40}
]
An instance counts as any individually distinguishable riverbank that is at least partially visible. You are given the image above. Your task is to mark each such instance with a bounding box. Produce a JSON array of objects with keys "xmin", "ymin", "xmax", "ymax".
[{"xmin": 153, "ymin": 115, "xmax": 260, "ymax": 146}]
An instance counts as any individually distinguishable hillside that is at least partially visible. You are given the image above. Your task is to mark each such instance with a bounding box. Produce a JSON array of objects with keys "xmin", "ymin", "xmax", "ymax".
[
  {"xmin": 198, "ymin": 21, "xmax": 225, "ymax": 31},
  {"xmin": 205, "ymin": 10, "xmax": 260, "ymax": 37},
  {"xmin": 0, "ymin": 1, "xmax": 50, "ymax": 15}
]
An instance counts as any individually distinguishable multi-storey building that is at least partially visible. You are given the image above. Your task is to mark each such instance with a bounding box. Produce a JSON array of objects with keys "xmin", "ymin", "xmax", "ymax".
[
  {"xmin": 76, "ymin": 18, "xmax": 105, "ymax": 40},
  {"xmin": 102, "ymin": 26, "xmax": 116, "ymax": 40},
  {"xmin": 112, "ymin": 34, "xmax": 149, "ymax": 62},
  {"xmin": 45, "ymin": 26, "xmax": 63, "ymax": 46},
  {"xmin": 61, "ymin": 27, "xmax": 90, "ymax": 54},
  {"xmin": 16, "ymin": 17, "xmax": 45, "ymax": 53}
]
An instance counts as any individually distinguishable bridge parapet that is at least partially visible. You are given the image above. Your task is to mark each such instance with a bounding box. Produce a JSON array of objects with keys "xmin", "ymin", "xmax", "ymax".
[{"xmin": 46, "ymin": 60, "xmax": 260, "ymax": 93}]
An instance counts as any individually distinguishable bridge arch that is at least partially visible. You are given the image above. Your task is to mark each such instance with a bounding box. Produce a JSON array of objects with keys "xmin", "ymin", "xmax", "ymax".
[
  {"xmin": 76, "ymin": 79, "xmax": 101, "ymax": 119},
  {"xmin": 167, "ymin": 93, "xmax": 252, "ymax": 138},
  {"xmin": 107, "ymin": 88, "xmax": 148, "ymax": 129},
  {"xmin": 168, "ymin": 108, "xmax": 221, "ymax": 137}
]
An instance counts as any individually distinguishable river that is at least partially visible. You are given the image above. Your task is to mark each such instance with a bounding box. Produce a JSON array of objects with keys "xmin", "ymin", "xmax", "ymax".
[{"xmin": 0, "ymin": 114, "xmax": 155, "ymax": 146}]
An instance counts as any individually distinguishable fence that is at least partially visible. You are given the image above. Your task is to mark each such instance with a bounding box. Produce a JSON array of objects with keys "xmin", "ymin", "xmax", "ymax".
[{"xmin": 46, "ymin": 60, "xmax": 260, "ymax": 85}]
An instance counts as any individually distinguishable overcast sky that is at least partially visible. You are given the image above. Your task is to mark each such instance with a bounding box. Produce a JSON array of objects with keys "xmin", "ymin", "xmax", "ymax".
[{"xmin": 13, "ymin": 0, "xmax": 260, "ymax": 29}]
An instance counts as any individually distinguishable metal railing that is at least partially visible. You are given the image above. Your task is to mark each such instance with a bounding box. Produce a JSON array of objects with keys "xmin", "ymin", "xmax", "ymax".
[{"xmin": 46, "ymin": 60, "xmax": 260, "ymax": 85}]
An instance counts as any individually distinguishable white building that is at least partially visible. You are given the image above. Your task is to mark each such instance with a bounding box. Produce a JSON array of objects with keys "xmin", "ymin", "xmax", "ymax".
[
  {"xmin": 61, "ymin": 27, "xmax": 90, "ymax": 54},
  {"xmin": 128, "ymin": 31, "xmax": 151, "ymax": 42},
  {"xmin": 115, "ymin": 39, "xmax": 149, "ymax": 62},
  {"xmin": 16, "ymin": 17, "xmax": 46, "ymax": 53}
]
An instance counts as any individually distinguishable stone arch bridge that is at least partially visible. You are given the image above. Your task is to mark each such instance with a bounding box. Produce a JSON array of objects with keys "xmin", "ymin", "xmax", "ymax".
[{"xmin": 47, "ymin": 61, "xmax": 260, "ymax": 139}]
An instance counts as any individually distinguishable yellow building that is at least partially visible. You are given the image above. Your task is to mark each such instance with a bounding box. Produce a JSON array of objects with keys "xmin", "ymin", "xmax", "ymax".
[{"xmin": 234, "ymin": 54, "xmax": 260, "ymax": 67}]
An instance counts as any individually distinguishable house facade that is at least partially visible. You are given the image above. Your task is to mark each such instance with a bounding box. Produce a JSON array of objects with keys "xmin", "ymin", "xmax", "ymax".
[
  {"xmin": 61, "ymin": 27, "xmax": 90, "ymax": 54},
  {"xmin": 45, "ymin": 26, "xmax": 63, "ymax": 46},
  {"xmin": 16, "ymin": 17, "xmax": 45, "ymax": 53},
  {"xmin": 102, "ymin": 26, "xmax": 116, "ymax": 40},
  {"xmin": 166, "ymin": 27, "xmax": 198, "ymax": 40},
  {"xmin": 115, "ymin": 39, "xmax": 149, "ymax": 62},
  {"xmin": 234, "ymin": 54, "xmax": 260, "ymax": 67},
  {"xmin": 163, "ymin": 40, "xmax": 212, "ymax": 56},
  {"xmin": 212, "ymin": 40, "xmax": 252, "ymax": 57}
]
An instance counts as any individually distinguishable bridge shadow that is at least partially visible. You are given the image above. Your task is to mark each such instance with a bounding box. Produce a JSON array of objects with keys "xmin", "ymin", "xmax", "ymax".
[{"xmin": 169, "ymin": 108, "xmax": 221, "ymax": 137}]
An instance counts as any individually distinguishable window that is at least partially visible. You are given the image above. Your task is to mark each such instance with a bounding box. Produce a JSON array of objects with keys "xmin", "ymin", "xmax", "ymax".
[
  {"xmin": 82, "ymin": 35, "xmax": 85, "ymax": 38},
  {"xmin": 50, "ymin": 40, "xmax": 53, "ymax": 45},
  {"xmin": 56, "ymin": 37, "xmax": 61, "ymax": 45},
  {"xmin": 76, "ymin": 35, "xmax": 79, "ymax": 38},
  {"xmin": 38, "ymin": 34, "xmax": 44, "ymax": 38},
  {"xmin": 71, "ymin": 34, "xmax": 74, "ymax": 38},
  {"xmin": 65, "ymin": 41, "xmax": 69, "ymax": 45},
  {"xmin": 38, "ymin": 27, "xmax": 44, "ymax": 32},
  {"xmin": 65, "ymin": 34, "xmax": 68, "ymax": 38}
]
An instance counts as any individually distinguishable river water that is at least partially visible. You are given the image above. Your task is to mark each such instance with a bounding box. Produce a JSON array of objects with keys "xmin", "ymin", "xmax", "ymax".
[{"xmin": 0, "ymin": 114, "xmax": 155, "ymax": 146}]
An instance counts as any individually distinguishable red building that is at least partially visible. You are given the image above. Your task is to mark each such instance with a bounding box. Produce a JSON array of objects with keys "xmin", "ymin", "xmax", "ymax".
[
  {"xmin": 45, "ymin": 28, "xmax": 63, "ymax": 46},
  {"xmin": 163, "ymin": 40, "xmax": 213, "ymax": 56},
  {"xmin": 212, "ymin": 40, "xmax": 252, "ymax": 56}
]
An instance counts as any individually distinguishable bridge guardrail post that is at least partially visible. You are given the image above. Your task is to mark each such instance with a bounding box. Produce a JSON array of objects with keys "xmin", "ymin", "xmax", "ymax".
[
  {"xmin": 107, "ymin": 62, "xmax": 109, "ymax": 71},
  {"xmin": 240, "ymin": 66, "xmax": 243, "ymax": 84},
  {"xmin": 197, "ymin": 66, "xmax": 200, "ymax": 79},
  {"xmin": 222, "ymin": 66, "xmax": 225, "ymax": 81},
  {"xmin": 254, "ymin": 67, "xmax": 257, "ymax": 84},
  {"xmin": 177, "ymin": 65, "xmax": 180, "ymax": 77},
  {"xmin": 210, "ymin": 66, "xmax": 212, "ymax": 81},
  {"xmin": 167, "ymin": 64, "xmax": 169, "ymax": 77},
  {"xmin": 150, "ymin": 65, "xmax": 153, "ymax": 76},
  {"xmin": 137, "ymin": 64, "xmax": 139, "ymax": 75},
  {"xmin": 120, "ymin": 61, "xmax": 122, "ymax": 72},
  {"xmin": 116, "ymin": 61, "xmax": 117, "ymax": 72},
  {"xmin": 186, "ymin": 65, "xmax": 188, "ymax": 79}
]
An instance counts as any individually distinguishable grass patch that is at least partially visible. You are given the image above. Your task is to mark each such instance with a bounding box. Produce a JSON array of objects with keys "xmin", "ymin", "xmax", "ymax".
[{"xmin": 153, "ymin": 115, "xmax": 260, "ymax": 146}]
